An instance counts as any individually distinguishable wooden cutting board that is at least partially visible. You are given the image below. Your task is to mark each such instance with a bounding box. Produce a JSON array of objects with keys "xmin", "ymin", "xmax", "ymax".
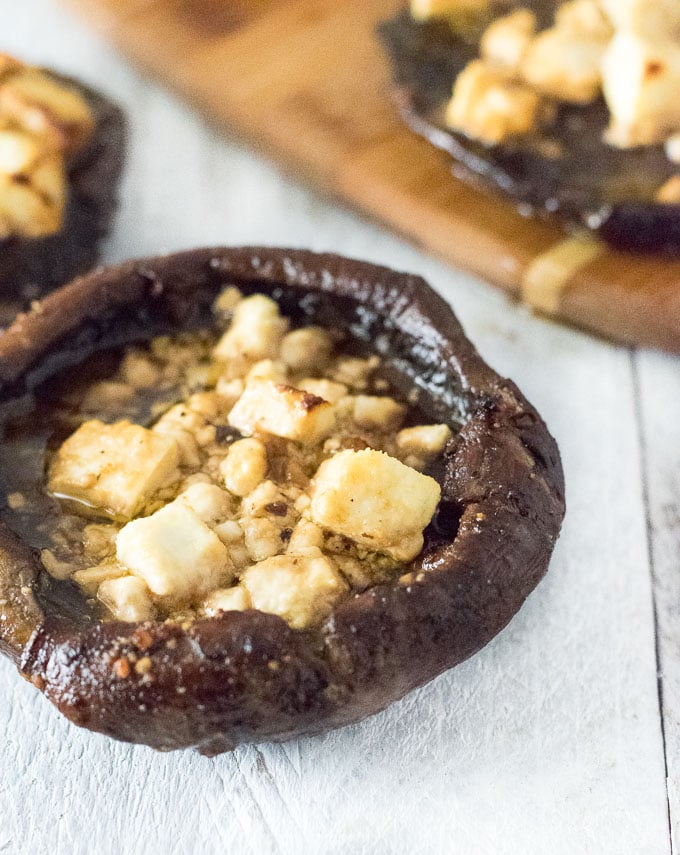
[{"xmin": 63, "ymin": 0, "xmax": 680, "ymax": 353}]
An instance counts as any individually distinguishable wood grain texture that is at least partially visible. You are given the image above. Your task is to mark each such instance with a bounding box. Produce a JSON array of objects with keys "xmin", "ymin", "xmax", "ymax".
[
  {"xmin": 636, "ymin": 350, "xmax": 680, "ymax": 853},
  {"xmin": 61, "ymin": 0, "xmax": 680, "ymax": 354},
  {"xmin": 1, "ymin": 2, "xmax": 678, "ymax": 852}
]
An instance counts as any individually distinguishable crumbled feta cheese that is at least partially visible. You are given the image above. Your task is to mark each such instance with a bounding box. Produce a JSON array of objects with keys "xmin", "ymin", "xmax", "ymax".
[
  {"xmin": 116, "ymin": 501, "xmax": 234, "ymax": 601},
  {"xmin": 352, "ymin": 395, "xmax": 407, "ymax": 431},
  {"xmin": 228, "ymin": 379, "xmax": 336, "ymax": 445},
  {"xmin": 296, "ymin": 377, "xmax": 348, "ymax": 404},
  {"xmin": 73, "ymin": 564, "xmax": 128, "ymax": 598},
  {"xmin": 600, "ymin": 0, "xmax": 680, "ymax": 40},
  {"xmin": 213, "ymin": 286, "xmax": 242, "ymax": 318},
  {"xmin": 213, "ymin": 294, "xmax": 288, "ymax": 362},
  {"xmin": 0, "ymin": 67, "xmax": 94, "ymax": 153},
  {"xmin": 480, "ymin": 9, "xmax": 536, "ymax": 73},
  {"xmin": 521, "ymin": 26, "xmax": 605, "ymax": 104},
  {"xmin": 446, "ymin": 60, "xmax": 548, "ymax": 144},
  {"xmin": 241, "ymin": 515, "xmax": 287, "ymax": 562},
  {"xmin": 307, "ymin": 449, "xmax": 441, "ymax": 561},
  {"xmin": 666, "ymin": 133, "xmax": 680, "ymax": 163},
  {"xmin": 48, "ymin": 419, "xmax": 180, "ymax": 520},
  {"xmin": 176, "ymin": 483, "xmax": 233, "ymax": 526},
  {"xmin": 656, "ymin": 176, "xmax": 680, "ymax": 203},
  {"xmin": 246, "ymin": 359, "xmax": 288, "ymax": 384},
  {"xmin": 203, "ymin": 586, "xmax": 251, "ymax": 616},
  {"xmin": 241, "ymin": 480, "xmax": 291, "ymax": 519},
  {"xmin": 555, "ymin": 0, "xmax": 613, "ymax": 40},
  {"xmin": 280, "ymin": 327, "xmax": 333, "ymax": 373},
  {"xmin": 98, "ymin": 576, "xmax": 155, "ymax": 623},
  {"xmin": 396, "ymin": 424, "xmax": 453, "ymax": 457},
  {"xmin": 602, "ymin": 33, "xmax": 680, "ymax": 147},
  {"xmin": 287, "ymin": 520, "xmax": 324, "ymax": 552},
  {"xmin": 220, "ymin": 437, "xmax": 268, "ymax": 497},
  {"xmin": 242, "ymin": 549, "xmax": 347, "ymax": 629}
]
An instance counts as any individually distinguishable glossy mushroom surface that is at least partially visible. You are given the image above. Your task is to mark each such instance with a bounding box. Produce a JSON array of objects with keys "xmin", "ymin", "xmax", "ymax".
[{"xmin": 0, "ymin": 248, "xmax": 565, "ymax": 753}]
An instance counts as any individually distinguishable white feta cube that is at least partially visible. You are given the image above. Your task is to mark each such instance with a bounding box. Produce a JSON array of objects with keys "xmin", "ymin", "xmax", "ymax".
[
  {"xmin": 212, "ymin": 294, "xmax": 288, "ymax": 362},
  {"xmin": 116, "ymin": 501, "xmax": 234, "ymax": 601},
  {"xmin": 521, "ymin": 27, "xmax": 605, "ymax": 104},
  {"xmin": 176, "ymin": 483, "xmax": 233, "ymax": 526},
  {"xmin": 280, "ymin": 327, "xmax": 333, "ymax": 372},
  {"xmin": 555, "ymin": 0, "xmax": 613, "ymax": 40},
  {"xmin": 0, "ymin": 68, "xmax": 95, "ymax": 153},
  {"xmin": 396, "ymin": 424, "xmax": 453, "ymax": 456},
  {"xmin": 446, "ymin": 60, "xmax": 548, "ymax": 144},
  {"xmin": 203, "ymin": 586, "xmax": 251, "ymax": 616},
  {"xmin": 600, "ymin": 0, "xmax": 680, "ymax": 40},
  {"xmin": 73, "ymin": 564, "xmax": 128, "ymax": 598},
  {"xmin": 352, "ymin": 395, "xmax": 407, "ymax": 431},
  {"xmin": 48, "ymin": 419, "xmax": 180, "ymax": 520},
  {"xmin": 480, "ymin": 9, "xmax": 536, "ymax": 74},
  {"xmin": 242, "ymin": 549, "xmax": 347, "ymax": 629},
  {"xmin": 602, "ymin": 33, "xmax": 680, "ymax": 147},
  {"xmin": 220, "ymin": 437, "xmax": 268, "ymax": 497},
  {"xmin": 97, "ymin": 576, "xmax": 155, "ymax": 623},
  {"xmin": 308, "ymin": 450, "xmax": 441, "ymax": 561},
  {"xmin": 228, "ymin": 379, "xmax": 336, "ymax": 445}
]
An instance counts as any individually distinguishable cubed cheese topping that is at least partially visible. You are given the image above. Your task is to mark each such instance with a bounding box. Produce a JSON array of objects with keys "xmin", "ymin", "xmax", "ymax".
[
  {"xmin": 39, "ymin": 291, "xmax": 454, "ymax": 631},
  {"xmin": 480, "ymin": 9, "xmax": 537, "ymax": 74},
  {"xmin": 521, "ymin": 26, "xmax": 605, "ymax": 104},
  {"xmin": 352, "ymin": 396, "xmax": 407, "ymax": 432},
  {"xmin": 602, "ymin": 33, "xmax": 680, "ymax": 147},
  {"xmin": 0, "ymin": 128, "xmax": 43, "ymax": 174},
  {"xmin": 555, "ymin": 0, "xmax": 614, "ymax": 40},
  {"xmin": 656, "ymin": 176, "xmax": 680, "ymax": 203},
  {"xmin": 228, "ymin": 379, "xmax": 336, "ymax": 445},
  {"xmin": 600, "ymin": 0, "xmax": 680, "ymax": 40},
  {"xmin": 308, "ymin": 449, "xmax": 441, "ymax": 562},
  {"xmin": 72, "ymin": 564, "xmax": 128, "ymax": 598},
  {"xmin": 97, "ymin": 576, "xmax": 155, "ymax": 623},
  {"xmin": 48, "ymin": 419, "xmax": 180, "ymax": 520},
  {"xmin": 203, "ymin": 586, "xmax": 251, "ymax": 616},
  {"xmin": 446, "ymin": 60, "xmax": 548, "ymax": 144},
  {"xmin": 213, "ymin": 294, "xmax": 289, "ymax": 362},
  {"xmin": 0, "ymin": 67, "xmax": 94, "ymax": 153},
  {"xmin": 220, "ymin": 437, "xmax": 268, "ymax": 497},
  {"xmin": 242, "ymin": 549, "xmax": 347, "ymax": 629},
  {"xmin": 0, "ymin": 58, "xmax": 94, "ymax": 238},
  {"xmin": 176, "ymin": 483, "xmax": 233, "ymax": 525},
  {"xmin": 397, "ymin": 424, "xmax": 453, "ymax": 456},
  {"xmin": 116, "ymin": 501, "xmax": 234, "ymax": 601},
  {"xmin": 280, "ymin": 327, "xmax": 333, "ymax": 372}
]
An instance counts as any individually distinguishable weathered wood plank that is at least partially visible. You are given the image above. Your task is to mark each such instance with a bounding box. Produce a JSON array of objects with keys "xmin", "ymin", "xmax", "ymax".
[{"xmin": 635, "ymin": 349, "xmax": 680, "ymax": 852}]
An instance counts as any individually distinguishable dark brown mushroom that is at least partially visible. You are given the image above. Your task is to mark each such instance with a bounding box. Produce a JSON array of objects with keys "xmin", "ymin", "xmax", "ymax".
[
  {"xmin": 0, "ymin": 72, "xmax": 125, "ymax": 306},
  {"xmin": 378, "ymin": 7, "xmax": 680, "ymax": 254},
  {"xmin": 0, "ymin": 248, "xmax": 565, "ymax": 754}
]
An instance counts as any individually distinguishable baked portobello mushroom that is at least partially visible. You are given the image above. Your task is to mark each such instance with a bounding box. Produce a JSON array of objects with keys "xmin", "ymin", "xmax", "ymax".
[
  {"xmin": 0, "ymin": 248, "xmax": 564, "ymax": 754},
  {"xmin": 0, "ymin": 55, "xmax": 125, "ymax": 310},
  {"xmin": 378, "ymin": 3, "xmax": 680, "ymax": 253}
]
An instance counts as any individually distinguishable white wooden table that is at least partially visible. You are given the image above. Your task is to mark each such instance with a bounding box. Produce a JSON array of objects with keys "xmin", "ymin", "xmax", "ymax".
[{"xmin": 2, "ymin": 3, "xmax": 679, "ymax": 853}]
